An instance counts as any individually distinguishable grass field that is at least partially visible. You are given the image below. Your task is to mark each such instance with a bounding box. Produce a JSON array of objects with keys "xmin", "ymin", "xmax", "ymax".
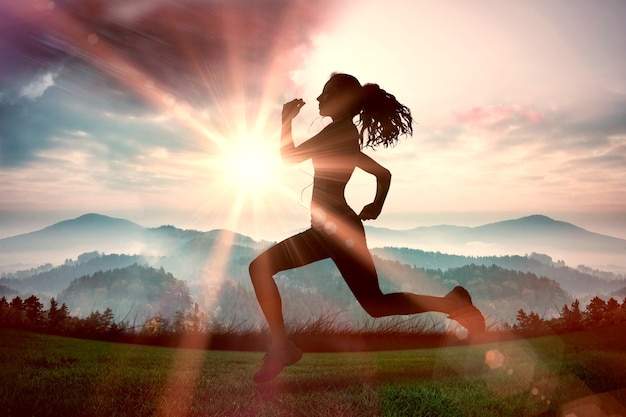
[{"xmin": 1, "ymin": 326, "xmax": 626, "ymax": 417}]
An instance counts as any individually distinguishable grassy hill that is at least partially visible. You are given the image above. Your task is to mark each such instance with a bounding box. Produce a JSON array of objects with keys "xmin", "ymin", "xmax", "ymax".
[{"xmin": 1, "ymin": 326, "xmax": 625, "ymax": 416}]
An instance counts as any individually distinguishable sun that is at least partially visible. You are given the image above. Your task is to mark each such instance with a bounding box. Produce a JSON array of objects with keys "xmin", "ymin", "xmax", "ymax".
[
  {"xmin": 225, "ymin": 140, "xmax": 281, "ymax": 191},
  {"xmin": 216, "ymin": 136, "xmax": 282, "ymax": 196},
  {"xmin": 203, "ymin": 133, "xmax": 299, "ymax": 237}
]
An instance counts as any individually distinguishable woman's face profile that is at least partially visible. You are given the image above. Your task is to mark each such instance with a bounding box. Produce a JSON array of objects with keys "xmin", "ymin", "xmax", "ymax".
[
  {"xmin": 316, "ymin": 81, "xmax": 337, "ymax": 117},
  {"xmin": 317, "ymin": 78, "xmax": 355, "ymax": 120}
]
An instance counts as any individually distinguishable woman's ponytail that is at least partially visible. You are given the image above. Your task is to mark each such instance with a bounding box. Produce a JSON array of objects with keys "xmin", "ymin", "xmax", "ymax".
[
  {"xmin": 358, "ymin": 83, "xmax": 413, "ymax": 148},
  {"xmin": 324, "ymin": 73, "xmax": 413, "ymax": 148}
]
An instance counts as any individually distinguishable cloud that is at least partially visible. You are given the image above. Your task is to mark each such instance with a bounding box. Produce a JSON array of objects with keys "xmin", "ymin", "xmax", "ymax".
[
  {"xmin": 454, "ymin": 105, "xmax": 545, "ymax": 130},
  {"xmin": 0, "ymin": 98, "xmax": 63, "ymax": 167},
  {"xmin": 566, "ymin": 97, "xmax": 626, "ymax": 145},
  {"xmin": 19, "ymin": 72, "xmax": 57, "ymax": 100},
  {"xmin": 0, "ymin": 69, "xmax": 189, "ymax": 168},
  {"xmin": 0, "ymin": 0, "xmax": 341, "ymax": 168},
  {"xmin": 447, "ymin": 93, "xmax": 626, "ymax": 156},
  {"xmin": 405, "ymin": 93, "xmax": 626, "ymax": 214},
  {"xmin": 3, "ymin": 0, "xmax": 337, "ymax": 100},
  {"xmin": 572, "ymin": 151, "xmax": 626, "ymax": 171}
]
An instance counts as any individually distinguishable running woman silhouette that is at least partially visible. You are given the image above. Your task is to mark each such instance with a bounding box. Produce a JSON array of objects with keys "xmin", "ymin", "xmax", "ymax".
[{"xmin": 249, "ymin": 73, "xmax": 485, "ymax": 383}]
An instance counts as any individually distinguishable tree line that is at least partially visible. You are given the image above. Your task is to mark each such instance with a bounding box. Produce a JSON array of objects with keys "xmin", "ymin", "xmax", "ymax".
[
  {"xmin": 0, "ymin": 293, "xmax": 223, "ymax": 340},
  {"xmin": 513, "ymin": 295, "xmax": 626, "ymax": 335},
  {"xmin": 0, "ymin": 295, "xmax": 122, "ymax": 338},
  {"xmin": 4, "ymin": 291, "xmax": 626, "ymax": 343}
]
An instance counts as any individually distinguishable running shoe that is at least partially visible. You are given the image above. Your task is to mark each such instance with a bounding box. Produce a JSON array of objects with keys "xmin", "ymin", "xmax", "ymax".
[
  {"xmin": 445, "ymin": 286, "xmax": 486, "ymax": 336},
  {"xmin": 253, "ymin": 341, "xmax": 303, "ymax": 383}
]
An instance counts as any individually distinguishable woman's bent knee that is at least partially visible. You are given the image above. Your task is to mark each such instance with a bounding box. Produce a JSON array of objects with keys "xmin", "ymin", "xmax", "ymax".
[
  {"xmin": 249, "ymin": 258, "xmax": 262, "ymax": 284},
  {"xmin": 249, "ymin": 255, "xmax": 277, "ymax": 287}
]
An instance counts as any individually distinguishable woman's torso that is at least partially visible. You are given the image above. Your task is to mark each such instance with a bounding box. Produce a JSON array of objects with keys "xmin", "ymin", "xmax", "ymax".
[{"xmin": 310, "ymin": 119, "xmax": 360, "ymax": 221}]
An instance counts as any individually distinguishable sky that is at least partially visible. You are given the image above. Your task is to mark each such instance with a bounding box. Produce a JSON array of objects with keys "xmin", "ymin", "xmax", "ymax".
[{"xmin": 1, "ymin": 0, "xmax": 625, "ymax": 241}]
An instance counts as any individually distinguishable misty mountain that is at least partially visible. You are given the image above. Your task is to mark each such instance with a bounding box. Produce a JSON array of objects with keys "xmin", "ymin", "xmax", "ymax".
[
  {"xmin": 2, "ymin": 214, "xmax": 624, "ymax": 274},
  {"xmin": 370, "ymin": 248, "xmax": 626, "ymax": 298},
  {"xmin": 0, "ymin": 252, "xmax": 147, "ymax": 296},
  {"xmin": 2, "ymin": 212, "xmax": 625, "ymax": 298},
  {"xmin": 613, "ymin": 287, "xmax": 626, "ymax": 299},
  {"xmin": 271, "ymin": 256, "xmax": 572, "ymax": 327},
  {"xmin": 156, "ymin": 233, "xmax": 261, "ymax": 284},
  {"xmin": 1, "ymin": 238, "xmax": 579, "ymax": 328},
  {"xmin": 0, "ymin": 245, "xmax": 588, "ymax": 328},
  {"xmin": 0, "ymin": 213, "xmax": 260, "ymax": 253},
  {"xmin": 0, "ymin": 213, "xmax": 263, "ymax": 271},
  {"xmin": 365, "ymin": 215, "xmax": 626, "ymax": 272},
  {"xmin": 2, "ymin": 212, "xmax": 625, "ymax": 327},
  {"xmin": 0, "ymin": 213, "xmax": 144, "ymax": 252},
  {"xmin": 57, "ymin": 264, "xmax": 192, "ymax": 325},
  {"xmin": 0, "ymin": 284, "xmax": 18, "ymax": 298},
  {"xmin": 422, "ymin": 263, "xmax": 572, "ymax": 325},
  {"xmin": 365, "ymin": 214, "xmax": 625, "ymax": 251}
]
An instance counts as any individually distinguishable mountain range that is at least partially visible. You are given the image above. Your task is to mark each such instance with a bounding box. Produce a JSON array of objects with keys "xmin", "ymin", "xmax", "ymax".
[
  {"xmin": 364, "ymin": 215, "xmax": 626, "ymax": 273},
  {"xmin": 0, "ymin": 213, "xmax": 624, "ymax": 273},
  {"xmin": 0, "ymin": 213, "xmax": 264, "ymax": 272},
  {"xmin": 2, "ymin": 213, "xmax": 625, "ymax": 327}
]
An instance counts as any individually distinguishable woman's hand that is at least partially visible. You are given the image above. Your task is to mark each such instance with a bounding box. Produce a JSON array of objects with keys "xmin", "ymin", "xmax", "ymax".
[
  {"xmin": 282, "ymin": 98, "xmax": 305, "ymax": 122},
  {"xmin": 355, "ymin": 152, "xmax": 391, "ymax": 221},
  {"xmin": 358, "ymin": 203, "xmax": 383, "ymax": 221}
]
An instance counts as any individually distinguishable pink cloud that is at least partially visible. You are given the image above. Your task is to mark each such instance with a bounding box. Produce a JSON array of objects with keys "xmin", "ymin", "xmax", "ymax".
[{"xmin": 454, "ymin": 104, "xmax": 545, "ymax": 129}]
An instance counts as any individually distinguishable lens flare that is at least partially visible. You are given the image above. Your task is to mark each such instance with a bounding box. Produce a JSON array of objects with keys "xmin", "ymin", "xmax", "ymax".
[{"xmin": 216, "ymin": 136, "xmax": 281, "ymax": 195}]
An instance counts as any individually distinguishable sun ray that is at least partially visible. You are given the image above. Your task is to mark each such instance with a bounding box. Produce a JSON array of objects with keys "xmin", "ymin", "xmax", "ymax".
[{"xmin": 6, "ymin": 1, "xmax": 318, "ymax": 407}]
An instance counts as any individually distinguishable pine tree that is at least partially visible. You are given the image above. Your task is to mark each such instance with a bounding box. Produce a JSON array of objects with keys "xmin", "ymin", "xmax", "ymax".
[
  {"xmin": 560, "ymin": 299, "xmax": 583, "ymax": 331},
  {"xmin": 585, "ymin": 296, "xmax": 607, "ymax": 326},
  {"xmin": 24, "ymin": 295, "xmax": 45, "ymax": 329}
]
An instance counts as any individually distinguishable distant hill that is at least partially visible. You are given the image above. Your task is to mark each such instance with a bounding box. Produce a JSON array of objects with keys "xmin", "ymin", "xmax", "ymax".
[
  {"xmin": 0, "ymin": 213, "xmax": 145, "ymax": 252},
  {"xmin": 365, "ymin": 215, "xmax": 626, "ymax": 272},
  {"xmin": 274, "ymin": 256, "xmax": 573, "ymax": 326},
  {"xmin": 371, "ymin": 247, "xmax": 626, "ymax": 298},
  {"xmin": 3, "ymin": 212, "xmax": 623, "ymax": 327},
  {"xmin": 0, "ymin": 253, "xmax": 147, "ymax": 296},
  {"xmin": 422, "ymin": 263, "xmax": 572, "ymax": 325},
  {"xmin": 2, "ymin": 211, "xmax": 625, "ymax": 277},
  {"xmin": 0, "ymin": 213, "xmax": 261, "ymax": 253},
  {"xmin": 57, "ymin": 264, "xmax": 193, "ymax": 325},
  {"xmin": 0, "ymin": 284, "xmax": 18, "ymax": 298},
  {"xmin": 0, "ymin": 213, "xmax": 263, "ymax": 271}
]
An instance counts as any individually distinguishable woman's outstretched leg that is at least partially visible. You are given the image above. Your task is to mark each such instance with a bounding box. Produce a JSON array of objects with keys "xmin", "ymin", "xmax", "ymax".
[
  {"xmin": 333, "ymin": 236, "xmax": 485, "ymax": 334},
  {"xmin": 354, "ymin": 289, "xmax": 485, "ymax": 334}
]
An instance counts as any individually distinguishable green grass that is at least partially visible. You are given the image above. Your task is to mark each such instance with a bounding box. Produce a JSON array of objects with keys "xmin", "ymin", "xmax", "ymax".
[{"xmin": 1, "ymin": 327, "xmax": 626, "ymax": 416}]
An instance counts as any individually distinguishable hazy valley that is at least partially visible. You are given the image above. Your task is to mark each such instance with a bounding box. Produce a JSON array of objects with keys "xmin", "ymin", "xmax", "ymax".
[{"xmin": 1, "ymin": 213, "xmax": 625, "ymax": 329}]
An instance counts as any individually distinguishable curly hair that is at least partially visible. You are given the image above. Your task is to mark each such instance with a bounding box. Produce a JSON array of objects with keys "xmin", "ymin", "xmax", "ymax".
[
  {"xmin": 359, "ymin": 83, "xmax": 413, "ymax": 148},
  {"xmin": 326, "ymin": 73, "xmax": 413, "ymax": 148}
]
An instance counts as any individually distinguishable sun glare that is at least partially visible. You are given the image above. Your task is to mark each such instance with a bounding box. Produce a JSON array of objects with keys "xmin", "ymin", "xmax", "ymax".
[
  {"xmin": 217, "ymin": 137, "xmax": 281, "ymax": 194},
  {"xmin": 199, "ymin": 131, "xmax": 301, "ymax": 239}
]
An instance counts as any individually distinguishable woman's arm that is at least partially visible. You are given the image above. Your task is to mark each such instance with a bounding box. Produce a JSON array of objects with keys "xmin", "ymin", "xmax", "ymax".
[
  {"xmin": 280, "ymin": 99, "xmax": 306, "ymax": 165},
  {"xmin": 356, "ymin": 152, "xmax": 392, "ymax": 220},
  {"xmin": 281, "ymin": 99, "xmax": 353, "ymax": 165}
]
